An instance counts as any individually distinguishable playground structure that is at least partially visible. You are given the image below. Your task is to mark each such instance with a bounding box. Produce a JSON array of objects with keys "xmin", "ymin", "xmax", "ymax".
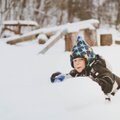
[
  {"xmin": 1, "ymin": 20, "xmax": 38, "ymax": 35},
  {"xmin": 2, "ymin": 19, "xmax": 100, "ymax": 54}
]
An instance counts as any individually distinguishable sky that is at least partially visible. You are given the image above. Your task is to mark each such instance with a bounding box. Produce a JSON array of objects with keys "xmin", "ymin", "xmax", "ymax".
[{"xmin": 1, "ymin": 26, "xmax": 120, "ymax": 120}]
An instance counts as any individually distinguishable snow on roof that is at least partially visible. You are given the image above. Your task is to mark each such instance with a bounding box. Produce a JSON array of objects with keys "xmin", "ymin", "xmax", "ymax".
[{"xmin": 3, "ymin": 20, "xmax": 38, "ymax": 26}]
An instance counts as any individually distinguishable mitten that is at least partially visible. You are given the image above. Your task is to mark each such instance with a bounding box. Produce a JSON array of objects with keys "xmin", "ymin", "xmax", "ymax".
[{"xmin": 50, "ymin": 72, "xmax": 65, "ymax": 83}]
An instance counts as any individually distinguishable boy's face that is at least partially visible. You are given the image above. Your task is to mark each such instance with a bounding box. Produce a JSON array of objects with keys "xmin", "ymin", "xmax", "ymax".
[{"xmin": 73, "ymin": 58, "xmax": 86, "ymax": 73}]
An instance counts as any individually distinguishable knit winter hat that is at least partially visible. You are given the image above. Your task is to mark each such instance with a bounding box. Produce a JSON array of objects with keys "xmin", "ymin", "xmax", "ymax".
[{"xmin": 70, "ymin": 35, "xmax": 96, "ymax": 68}]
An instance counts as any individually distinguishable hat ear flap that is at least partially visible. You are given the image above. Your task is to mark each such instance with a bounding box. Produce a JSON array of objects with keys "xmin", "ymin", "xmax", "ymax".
[{"xmin": 70, "ymin": 55, "xmax": 74, "ymax": 68}]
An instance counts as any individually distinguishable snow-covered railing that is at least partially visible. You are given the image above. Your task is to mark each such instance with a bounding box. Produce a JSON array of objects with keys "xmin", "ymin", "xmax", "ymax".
[
  {"xmin": 3, "ymin": 20, "xmax": 38, "ymax": 26},
  {"xmin": 1, "ymin": 20, "xmax": 38, "ymax": 35},
  {"xmin": 5, "ymin": 19, "xmax": 99, "ymax": 53}
]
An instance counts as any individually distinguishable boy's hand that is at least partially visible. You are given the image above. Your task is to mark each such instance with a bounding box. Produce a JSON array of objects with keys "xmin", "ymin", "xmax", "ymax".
[{"xmin": 50, "ymin": 72, "xmax": 65, "ymax": 83}]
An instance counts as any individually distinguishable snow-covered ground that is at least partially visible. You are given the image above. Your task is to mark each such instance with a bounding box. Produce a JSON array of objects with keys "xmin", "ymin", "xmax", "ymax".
[{"xmin": 1, "ymin": 34, "xmax": 120, "ymax": 120}]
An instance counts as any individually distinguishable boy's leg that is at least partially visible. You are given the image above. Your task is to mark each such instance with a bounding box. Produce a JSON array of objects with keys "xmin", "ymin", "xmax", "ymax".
[
  {"xmin": 110, "ymin": 81, "xmax": 118, "ymax": 96},
  {"xmin": 104, "ymin": 81, "xmax": 119, "ymax": 101},
  {"xmin": 104, "ymin": 81, "xmax": 118, "ymax": 101},
  {"xmin": 105, "ymin": 93, "xmax": 111, "ymax": 101}
]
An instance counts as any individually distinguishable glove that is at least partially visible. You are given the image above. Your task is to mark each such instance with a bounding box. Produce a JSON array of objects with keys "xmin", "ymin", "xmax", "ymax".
[{"xmin": 50, "ymin": 72, "xmax": 65, "ymax": 83}]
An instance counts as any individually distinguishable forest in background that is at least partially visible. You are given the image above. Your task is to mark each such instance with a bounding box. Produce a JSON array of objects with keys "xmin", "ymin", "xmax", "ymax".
[{"xmin": 0, "ymin": 0, "xmax": 120, "ymax": 30}]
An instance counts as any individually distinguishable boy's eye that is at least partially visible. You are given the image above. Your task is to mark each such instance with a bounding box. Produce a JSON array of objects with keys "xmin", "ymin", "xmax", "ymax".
[
  {"xmin": 74, "ymin": 59, "xmax": 77, "ymax": 62},
  {"xmin": 79, "ymin": 58, "xmax": 84, "ymax": 60},
  {"xmin": 78, "ymin": 59, "xmax": 82, "ymax": 62},
  {"xmin": 74, "ymin": 59, "xmax": 81, "ymax": 62}
]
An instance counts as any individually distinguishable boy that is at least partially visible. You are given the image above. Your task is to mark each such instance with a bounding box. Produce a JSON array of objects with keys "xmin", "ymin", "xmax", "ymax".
[{"xmin": 50, "ymin": 35, "xmax": 120, "ymax": 101}]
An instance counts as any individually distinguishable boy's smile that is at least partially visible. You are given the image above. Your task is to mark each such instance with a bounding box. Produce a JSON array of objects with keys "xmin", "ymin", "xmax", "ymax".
[{"xmin": 73, "ymin": 58, "xmax": 86, "ymax": 73}]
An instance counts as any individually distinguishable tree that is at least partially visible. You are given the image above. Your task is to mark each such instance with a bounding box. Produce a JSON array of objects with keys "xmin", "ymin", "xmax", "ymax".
[
  {"xmin": 115, "ymin": 0, "xmax": 120, "ymax": 29},
  {"xmin": 0, "ymin": 0, "xmax": 14, "ymax": 35}
]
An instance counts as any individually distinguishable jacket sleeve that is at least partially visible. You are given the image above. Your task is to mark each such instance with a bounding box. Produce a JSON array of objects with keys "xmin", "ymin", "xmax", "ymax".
[
  {"xmin": 63, "ymin": 69, "xmax": 77, "ymax": 79},
  {"xmin": 68, "ymin": 69, "xmax": 85, "ymax": 77},
  {"xmin": 51, "ymin": 69, "xmax": 86, "ymax": 83},
  {"xmin": 95, "ymin": 76, "xmax": 114, "ymax": 94},
  {"xmin": 60, "ymin": 69, "xmax": 82, "ymax": 80},
  {"xmin": 92, "ymin": 55, "xmax": 115, "ymax": 94},
  {"xmin": 50, "ymin": 70, "xmax": 76, "ymax": 83}
]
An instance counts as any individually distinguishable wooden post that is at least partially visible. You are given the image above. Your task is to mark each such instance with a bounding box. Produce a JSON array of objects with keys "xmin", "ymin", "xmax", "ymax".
[
  {"xmin": 84, "ymin": 29, "xmax": 98, "ymax": 46},
  {"xmin": 64, "ymin": 32, "xmax": 78, "ymax": 51},
  {"xmin": 6, "ymin": 35, "xmax": 36, "ymax": 45},
  {"xmin": 100, "ymin": 34, "xmax": 112, "ymax": 46},
  {"xmin": 16, "ymin": 25, "xmax": 21, "ymax": 34},
  {"xmin": 115, "ymin": 40, "xmax": 120, "ymax": 45}
]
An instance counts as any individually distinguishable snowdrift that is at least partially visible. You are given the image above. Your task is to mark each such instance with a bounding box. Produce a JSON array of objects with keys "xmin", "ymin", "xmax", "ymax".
[{"xmin": 0, "ymin": 40, "xmax": 120, "ymax": 120}]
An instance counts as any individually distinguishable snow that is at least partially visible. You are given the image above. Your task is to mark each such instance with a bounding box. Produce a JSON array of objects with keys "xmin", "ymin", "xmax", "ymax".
[
  {"xmin": 36, "ymin": 34, "xmax": 48, "ymax": 42},
  {"xmin": 97, "ymin": 27, "xmax": 120, "ymax": 43},
  {"xmin": 95, "ymin": 27, "xmax": 120, "ymax": 46},
  {"xmin": 1, "ymin": 23, "xmax": 120, "ymax": 120},
  {"xmin": 0, "ymin": 19, "xmax": 99, "ymax": 43},
  {"xmin": 3, "ymin": 20, "xmax": 38, "ymax": 26},
  {"xmin": 63, "ymin": 19, "xmax": 99, "ymax": 33}
]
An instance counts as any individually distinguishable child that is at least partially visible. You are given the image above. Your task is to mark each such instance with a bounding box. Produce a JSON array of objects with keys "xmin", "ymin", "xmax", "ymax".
[{"xmin": 50, "ymin": 35, "xmax": 120, "ymax": 101}]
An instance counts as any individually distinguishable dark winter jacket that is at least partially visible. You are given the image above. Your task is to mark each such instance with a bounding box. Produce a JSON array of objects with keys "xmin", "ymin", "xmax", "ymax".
[{"xmin": 69, "ymin": 54, "xmax": 120, "ymax": 94}]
